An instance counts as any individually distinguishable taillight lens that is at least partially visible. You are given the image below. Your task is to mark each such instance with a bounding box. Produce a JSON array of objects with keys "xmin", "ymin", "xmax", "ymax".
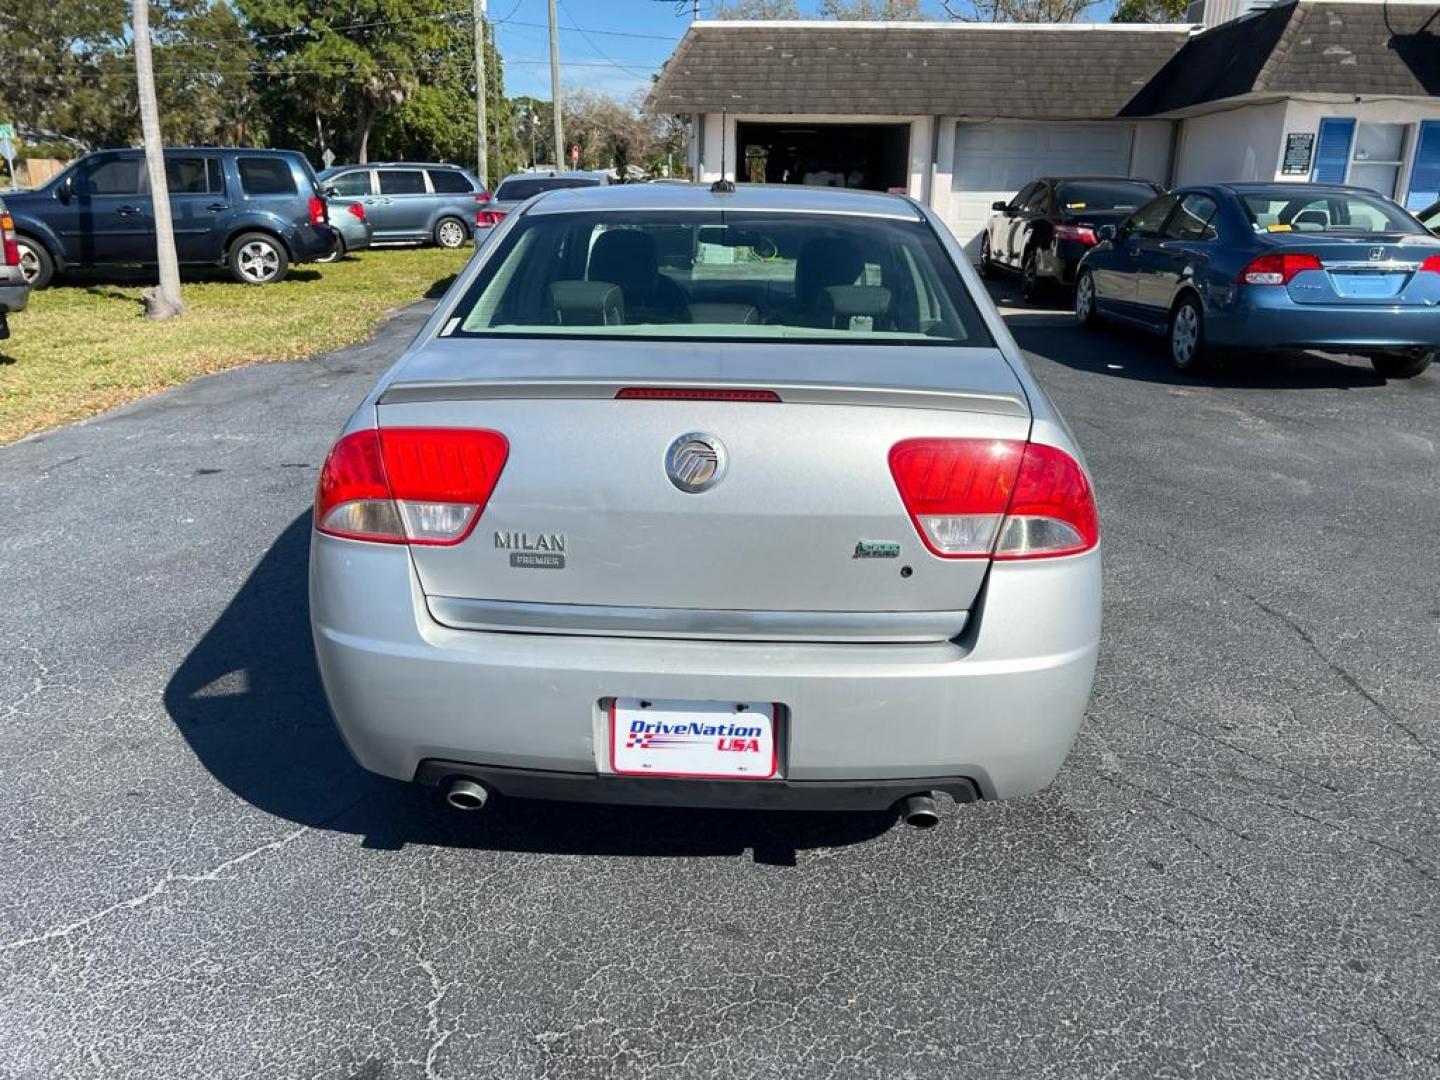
[
  {"xmin": 315, "ymin": 428, "xmax": 509, "ymax": 546},
  {"xmin": 1054, "ymin": 223, "xmax": 1098, "ymax": 246},
  {"xmin": 476, "ymin": 208, "xmax": 506, "ymax": 227},
  {"xmin": 346, "ymin": 202, "xmax": 366, "ymax": 221},
  {"xmin": 1238, "ymin": 252, "xmax": 1321, "ymax": 285},
  {"xmin": 1420, "ymin": 255, "xmax": 1440, "ymax": 273},
  {"xmin": 476, "ymin": 191, "xmax": 491, "ymax": 204},
  {"xmin": 308, "ymin": 196, "xmax": 326, "ymax": 226},
  {"xmin": 888, "ymin": 438, "xmax": 1098, "ymax": 560},
  {"xmin": 0, "ymin": 214, "xmax": 17, "ymax": 266}
]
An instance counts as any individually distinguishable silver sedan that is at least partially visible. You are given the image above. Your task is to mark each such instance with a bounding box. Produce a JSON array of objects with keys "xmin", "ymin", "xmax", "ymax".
[{"xmin": 310, "ymin": 183, "xmax": 1101, "ymax": 827}]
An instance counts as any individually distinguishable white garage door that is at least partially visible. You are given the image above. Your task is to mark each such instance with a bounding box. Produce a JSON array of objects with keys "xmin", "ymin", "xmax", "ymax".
[{"xmin": 947, "ymin": 122, "xmax": 1135, "ymax": 253}]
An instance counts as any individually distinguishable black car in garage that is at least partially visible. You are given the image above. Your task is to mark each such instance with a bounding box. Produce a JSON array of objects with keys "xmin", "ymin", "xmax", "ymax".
[{"xmin": 980, "ymin": 176, "xmax": 1164, "ymax": 301}]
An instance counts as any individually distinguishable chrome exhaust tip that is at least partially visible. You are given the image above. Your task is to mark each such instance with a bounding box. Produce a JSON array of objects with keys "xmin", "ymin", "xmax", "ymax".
[
  {"xmin": 897, "ymin": 793, "xmax": 941, "ymax": 829},
  {"xmin": 444, "ymin": 777, "xmax": 490, "ymax": 811}
]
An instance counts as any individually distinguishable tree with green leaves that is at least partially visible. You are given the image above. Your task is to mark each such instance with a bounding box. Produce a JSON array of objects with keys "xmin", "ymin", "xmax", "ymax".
[
  {"xmin": 1111, "ymin": 0, "xmax": 1188, "ymax": 22},
  {"xmin": 238, "ymin": 0, "xmax": 463, "ymax": 163}
]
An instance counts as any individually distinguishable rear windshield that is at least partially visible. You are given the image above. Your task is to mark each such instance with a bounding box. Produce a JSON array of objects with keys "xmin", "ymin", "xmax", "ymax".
[
  {"xmin": 1240, "ymin": 191, "xmax": 1423, "ymax": 235},
  {"xmin": 494, "ymin": 176, "xmax": 600, "ymax": 201},
  {"xmin": 447, "ymin": 210, "xmax": 991, "ymax": 345},
  {"xmin": 1055, "ymin": 180, "xmax": 1158, "ymax": 213}
]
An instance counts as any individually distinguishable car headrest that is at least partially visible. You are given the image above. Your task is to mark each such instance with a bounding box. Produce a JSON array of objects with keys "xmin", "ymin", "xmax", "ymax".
[
  {"xmin": 819, "ymin": 285, "xmax": 891, "ymax": 329},
  {"xmin": 588, "ymin": 230, "xmax": 659, "ymax": 296},
  {"xmin": 794, "ymin": 238, "xmax": 864, "ymax": 309},
  {"xmin": 549, "ymin": 280, "xmax": 623, "ymax": 326},
  {"xmin": 1293, "ymin": 210, "xmax": 1329, "ymax": 229}
]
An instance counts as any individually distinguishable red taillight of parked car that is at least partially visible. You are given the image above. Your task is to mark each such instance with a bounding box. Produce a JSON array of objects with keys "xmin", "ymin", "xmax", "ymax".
[
  {"xmin": 308, "ymin": 196, "xmax": 327, "ymax": 226},
  {"xmin": 1054, "ymin": 223, "xmax": 1098, "ymax": 246},
  {"xmin": 0, "ymin": 214, "xmax": 18, "ymax": 266},
  {"xmin": 888, "ymin": 438, "xmax": 1098, "ymax": 560},
  {"xmin": 346, "ymin": 202, "xmax": 366, "ymax": 221},
  {"xmin": 1420, "ymin": 255, "xmax": 1440, "ymax": 274},
  {"xmin": 315, "ymin": 428, "xmax": 510, "ymax": 546},
  {"xmin": 476, "ymin": 208, "xmax": 506, "ymax": 227},
  {"xmin": 1237, "ymin": 252, "xmax": 1322, "ymax": 285}
]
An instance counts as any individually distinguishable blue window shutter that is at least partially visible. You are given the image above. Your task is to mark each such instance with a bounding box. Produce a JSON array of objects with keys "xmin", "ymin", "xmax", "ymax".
[
  {"xmin": 1405, "ymin": 121, "xmax": 1440, "ymax": 211},
  {"xmin": 1311, "ymin": 118, "xmax": 1355, "ymax": 184}
]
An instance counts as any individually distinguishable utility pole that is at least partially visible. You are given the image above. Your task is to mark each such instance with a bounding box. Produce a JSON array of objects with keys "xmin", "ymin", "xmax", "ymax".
[
  {"xmin": 547, "ymin": 0, "xmax": 563, "ymax": 169},
  {"xmin": 132, "ymin": 0, "xmax": 182, "ymax": 319},
  {"xmin": 472, "ymin": 0, "xmax": 488, "ymax": 190}
]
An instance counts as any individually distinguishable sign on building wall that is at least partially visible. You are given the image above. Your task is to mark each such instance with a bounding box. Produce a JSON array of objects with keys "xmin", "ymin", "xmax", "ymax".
[{"xmin": 1281, "ymin": 132, "xmax": 1315, "ymax": 175}]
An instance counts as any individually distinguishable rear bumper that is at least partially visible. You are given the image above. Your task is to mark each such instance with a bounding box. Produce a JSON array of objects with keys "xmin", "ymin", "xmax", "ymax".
[
  {"xmin": 290, "ymin": 224, "xmax": 338, "ymax": 263},
  {"xmin": 310, "ymin": 536, "xmax": 1101, "ymax": 805},
  {"xmin": 1209, "ymin": 290, "xmax": 1440, "ymax": 352},
  {"xmin": 0, "ymin": 282, "xmax": 28, "ymax": 313}
]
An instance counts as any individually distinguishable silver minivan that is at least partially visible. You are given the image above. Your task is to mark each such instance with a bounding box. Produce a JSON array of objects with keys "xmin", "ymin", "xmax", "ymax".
[
  {"xmin": 310, "ymin": 183, "xmax": 1101, "ymax": 826},
  {"xmin": 319, "ymin": 162, "xmax": 483, "ymax": 248}
]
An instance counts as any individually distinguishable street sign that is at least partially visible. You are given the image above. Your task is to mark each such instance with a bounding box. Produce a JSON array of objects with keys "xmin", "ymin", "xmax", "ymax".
[
  {"xmin": 321, "ymin": 147, "xmax": 335, "ymax": 169},
  {"xmin": 0, "ymin": 123, "xmax": 14, "ymax": 142}
]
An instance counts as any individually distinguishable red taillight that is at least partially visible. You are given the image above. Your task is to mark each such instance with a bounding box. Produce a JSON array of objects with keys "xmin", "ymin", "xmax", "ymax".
[
  {"xmin": 888, "ymin": 438, "xmax": 1098, "ymax": 560},
  {"xmin": 315, "ymin": 428, "xmax": 509, "ymax": 546},
  {"xmin": 308, "ymin": 196, "xmax": 326, "ymax": 226},
  {"xmin": 476, "ymin": 208, "xmax": 505, "ymax": 227},
  {"xmin": 346, "ymin": 202, "xmax": 366, "ymax": 221},
  {"xmin": 1420, "ymin": 255, "xmax": 1440, "ymax": 273},
  {"xmin": 475, "ymin": 191, "xmax": 491, "ymax": 204},
  {"xmin": 1054, "ymin": 223, "xmax": 1098, "ymax": 246},
  {"xmin": 0, "ymin": 214, "xmax": 16, "ymax": 266},
  {"xmin": 1238, "ymin": 252, "xmax": 1322, "ymax": 286},
  {"xmin": 615, "ymin": 387, "xmax": 781, "ymax": 402}
]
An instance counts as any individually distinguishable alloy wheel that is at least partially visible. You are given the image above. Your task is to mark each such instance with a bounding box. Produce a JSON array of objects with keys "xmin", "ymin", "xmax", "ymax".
[
  {"xmin": 1171, "ymin": 303, "xmax": 1200, "ymax": 368},
  {"xmin": 1075, "ymin": 274, "xmax": 1093, "ymax": 324},
  {"xmin": 237, "ymin": 240, "xmax": 281, "ymax": 283},
  {"xmin": 17, "ymin": 243, "xmax": 41, "ymax": 284},
  {"xmin": 437, "ymin": 220, "xmax": 466, "ymax": 248}
]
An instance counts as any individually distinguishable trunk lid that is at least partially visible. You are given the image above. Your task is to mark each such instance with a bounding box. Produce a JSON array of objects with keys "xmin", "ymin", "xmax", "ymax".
[
  {"xmin": 1264, "ymin": 233, "xmax": 1440, "ymax": 306},
  {"xmin": 378, "ymin": 339, "xmax": 1031, "ymax": 639}
]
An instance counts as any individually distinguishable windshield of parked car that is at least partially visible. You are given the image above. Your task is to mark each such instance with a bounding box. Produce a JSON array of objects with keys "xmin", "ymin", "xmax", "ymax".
[
  {"xmin": 1055, "ymin": 181, "xmax": 1158, "ymax": 213},
  {"xmin": 448, "ymin": 210, "xmax": 990, "ymax": 345},
  {"xmin": 1240, "ymin": 191, "xmax": 1423, "ymax": 235},
  {"xmin": 494, "ymin": 177, "xmax": 600, "ymax": 201}
]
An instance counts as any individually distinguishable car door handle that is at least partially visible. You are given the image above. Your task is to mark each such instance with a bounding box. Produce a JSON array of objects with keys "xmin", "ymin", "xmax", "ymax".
[
  {"xmin": 116, "ymin": 206, "xmax": 142, "ymax": 216},
  {"xmin": 1127, "ymin": 248, "xmax": 1140, "ymax": 257},
  {"xmin": 206, "ymin": 202, "xmax": 229, "ymax": 212}
]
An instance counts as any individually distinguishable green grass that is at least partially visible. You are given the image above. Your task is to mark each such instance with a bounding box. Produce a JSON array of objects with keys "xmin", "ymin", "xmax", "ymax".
[{"xmin": 0, "ymin": 246, "xmax": 470, "ymax": 444}]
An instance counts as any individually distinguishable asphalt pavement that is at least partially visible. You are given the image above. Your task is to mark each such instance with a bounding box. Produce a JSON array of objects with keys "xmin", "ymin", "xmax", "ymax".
[{"xmin": 1, "ymin": 274, "xmax": 1437, "ymax": 1079}]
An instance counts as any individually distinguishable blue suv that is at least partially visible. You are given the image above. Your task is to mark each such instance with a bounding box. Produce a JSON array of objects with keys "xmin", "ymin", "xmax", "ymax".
[{"xmin": 6, "ymin": 147, "xmax": 336, "ymax": 287}]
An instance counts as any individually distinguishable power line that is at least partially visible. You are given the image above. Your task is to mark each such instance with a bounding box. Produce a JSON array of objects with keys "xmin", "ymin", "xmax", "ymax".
[{"xmin": 558, "ymin": 4, "xmax": 659, "ymax": 80}]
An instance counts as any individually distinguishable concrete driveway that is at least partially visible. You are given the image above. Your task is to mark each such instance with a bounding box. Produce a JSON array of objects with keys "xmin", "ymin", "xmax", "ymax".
[{"xmin": 1, "ymin": 284, "xmax": 1437, "ymax": 1078}]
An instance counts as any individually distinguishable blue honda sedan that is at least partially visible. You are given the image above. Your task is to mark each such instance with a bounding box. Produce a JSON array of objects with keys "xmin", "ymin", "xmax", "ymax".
[{"xmin": 1073, "ymin": 183, "xmax": 1440, "ymax": 378}]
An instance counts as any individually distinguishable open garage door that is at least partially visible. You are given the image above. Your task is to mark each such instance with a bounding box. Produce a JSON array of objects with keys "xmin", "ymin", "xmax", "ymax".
[
  {"xmin": 948, "ymin": 122, "xmax": 1135, "ymax": 253},
  {"xmin": 736, "ymin": 122, "xmax": 911, "ymax": 193}
]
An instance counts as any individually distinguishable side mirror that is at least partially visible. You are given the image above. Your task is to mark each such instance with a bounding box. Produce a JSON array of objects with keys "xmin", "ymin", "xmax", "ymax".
[
  {"xmin": 57, "ymin": 176, "xmax": 74, "ymax": 203},
  {"xmin": 991, "ymin": 200, "xmax": 1009, "ymax": 212},
  {"xmin": 1097, "ymin": 224, "xmax": 1117, "ymax": 242},
  {"xmin": 324, "ymin": 185, "xmax": 340, "ymax": 198}
]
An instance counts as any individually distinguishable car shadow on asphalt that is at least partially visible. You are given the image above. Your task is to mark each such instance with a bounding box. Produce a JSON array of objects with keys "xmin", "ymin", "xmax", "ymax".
[
  {"xmin": 1007, "ymin": 318, "xmax": 1390, "ymax": 390},
  {"xmin": 162, "ymin": 513, "xmax": 895, "ymax": 865}
]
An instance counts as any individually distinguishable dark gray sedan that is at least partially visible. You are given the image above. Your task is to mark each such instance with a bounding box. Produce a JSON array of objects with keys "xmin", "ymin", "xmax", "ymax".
[{"xmin": 1074, "ymin": 183, "xmax": 1440, "ymax": 378}]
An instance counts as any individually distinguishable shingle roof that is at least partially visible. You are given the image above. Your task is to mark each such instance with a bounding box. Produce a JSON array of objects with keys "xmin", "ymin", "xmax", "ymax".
[
  {"xmin": 1121, "ymin": 1, "xmax": 1440, "ymax": 116},
  {"xmin": 647, "ymin": 21, "xmax": 1194, "ymax": 120}
]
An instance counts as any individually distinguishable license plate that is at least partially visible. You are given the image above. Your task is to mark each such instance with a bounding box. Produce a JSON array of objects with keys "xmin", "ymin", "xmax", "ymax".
[
  {"xmin": 609, "ymin": 698, "xmax": 779, "ymax": 780},
  {"xmin": 1331, "ymin": 273, "xmax": 1403, "ymax": 299}
]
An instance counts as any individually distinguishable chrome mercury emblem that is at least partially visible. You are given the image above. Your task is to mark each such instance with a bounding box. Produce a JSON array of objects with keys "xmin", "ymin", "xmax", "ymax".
[{"xmin": 666, "ymin": 432, "xmax": 726, "ymax": 493}]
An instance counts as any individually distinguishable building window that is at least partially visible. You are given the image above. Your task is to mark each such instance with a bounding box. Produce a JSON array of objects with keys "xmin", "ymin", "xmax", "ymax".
[
  {"xmin": 1350, "ymin": 123, "xmax": 1406, "ymax": 199},
  {"xmin": 1404, "ymin": 121, "xmax": 1440, "ymax": 211}
]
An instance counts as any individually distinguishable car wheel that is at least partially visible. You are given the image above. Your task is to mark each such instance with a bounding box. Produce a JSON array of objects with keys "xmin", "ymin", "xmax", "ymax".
[
  {"xmin": 978, "ymin": 235, "xmax": 995, "ymax": 279},
  {"xmin": 1371, "ymin": 350, "xmax": 1433, "ymax": 379},
  {"xmin": 1168, "ymin": 294, "xmax": 1210, "ymax": 373},
  {"xmin": 434, "ymin": 216, "xmax": 468, "ymax": 249},
  {"xmin": 1020, "ymin": 248, "xmax": 1043, "ymax": 303},
  {"xmin": 15, "ymin": 237, "xmax": 55, "ymax": 289},
  {"xmin": 227, "ymin": 232, "xmax": 289, "ymax": 285},
  {"xmin": 316, "ymin": 236, "xmax": 345, "ymax": 264},
  {"xmin": 1074, "ymin": 269, "xmax": 1099, "ymax": 330}
]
